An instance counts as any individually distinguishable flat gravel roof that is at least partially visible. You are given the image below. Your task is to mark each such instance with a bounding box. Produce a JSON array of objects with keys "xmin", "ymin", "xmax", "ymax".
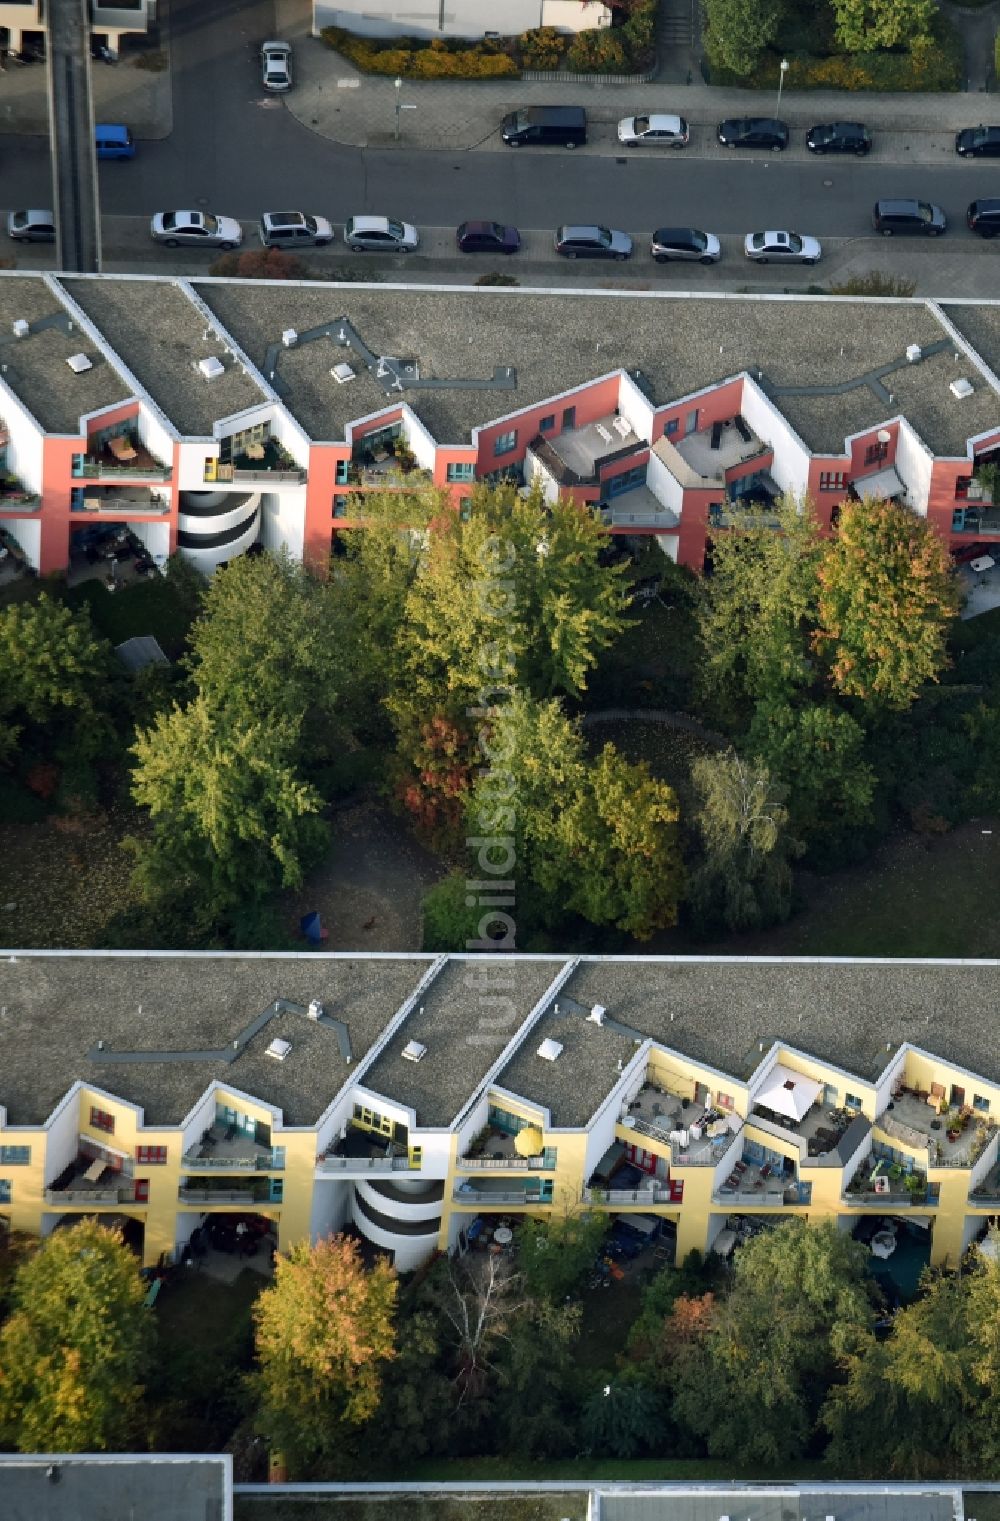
[{"xmin": 0, "ymin": 276, "xmax": 131, "ymax": 433}]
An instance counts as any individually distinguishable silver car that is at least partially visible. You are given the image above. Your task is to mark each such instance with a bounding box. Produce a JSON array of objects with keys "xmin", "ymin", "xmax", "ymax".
[
  {"xmin": 344, "ymin": 215, "xmax": 420, "ymax": 252},
  {"xmin": 744, "ymin": 229, "xmax": 822, "ymax": 265},
  {"xmin": 7, "ymin": 209, "xmax": 55, "ymax": 242},
  {"xmin": 150, "ymin": 210, "xmax": 243, "ymax": 248},
  {"xmin": 261, "ymin": 40, "xmax": 292, "ymax": 91},
  {"xmin": 555, "ymin": 224, "xmax": 633, "ymax": 260},
  {"xmin": 617, "ymin": 113, "xmax": 689, "ymax": 148}
]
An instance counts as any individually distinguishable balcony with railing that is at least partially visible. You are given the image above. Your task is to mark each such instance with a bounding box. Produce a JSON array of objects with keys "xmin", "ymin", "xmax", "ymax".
[
  {"xmin": 842, "ymin": 1153, "xmax": 932, "ymax": 1208},
  {"xmin": 713, "ymin": 1151, "xmax": 811, "ymax": 1208},
  {"xmin": 970, "ymin": 1159, "xmax": 1000, "ymax": 1207},
  {"xmin": 876, "ymin": 1088, "xmax": 995, "ymax": 1169},
  {"xmin": 178, "ymin": 1179, "xmax": 273, "ymax": 1205},
  {"xmin": 453, "ymin": 1177, "xmax": 551, "ymax": 1206},
  {"xmin": 0, "ymin": 474, "xmax": 39, "ymax": 509},
  {"xmin": 73, "ymin": 486, "xmax": 170, "ymax": 515},
  {"xmin": 619, "ymin": 1081, "xmax": 737, "ymax": 1165},
  {"xmin": 529, "ymin": 416, "xmax": 643, "ymax": 490},
  {"xmin": 205, "ymin": 438, "xmax": 306, "ymax": 486},
  {"xmin": 75, "ymin": 435, "xmax": 171, "ymax": 481},
  {"xmin": 582, "ymin": 1184, "xmax": 677, "ymax": 1205},
  {"xmin": 458, "ymin": 1125, "xmax": 556, "ymax": 1171},
  {"xmin": 317, "ymin": 1122, "xmax": 418, "ymax": 1175},
  {"xmin": 44, "ymin": 1152, "xmax": 136, "ymax": 1206}
]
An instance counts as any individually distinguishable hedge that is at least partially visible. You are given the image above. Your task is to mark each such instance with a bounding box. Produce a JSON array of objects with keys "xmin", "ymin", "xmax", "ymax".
[
  {"xmin": 320, "ymin": 27, "xmax": 520, "ymax": 77},
  {"xmin": 705, "ymin": 18, "xmax": 962, "ymax": 90}
]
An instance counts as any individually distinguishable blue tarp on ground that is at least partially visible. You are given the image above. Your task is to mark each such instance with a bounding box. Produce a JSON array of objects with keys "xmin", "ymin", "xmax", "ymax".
[{"xmin": 300, "ymin": 911, "xmax": 327, "ymax": 943}]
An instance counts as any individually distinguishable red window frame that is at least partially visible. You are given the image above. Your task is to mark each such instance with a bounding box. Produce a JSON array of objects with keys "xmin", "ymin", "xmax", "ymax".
[
  {"xmin": 955, "ymin": 475, "xmax": 973, "ymax": 500},
  {"xmin": 90, "ymin": 1107, "xmax": 115, "ymax": 1134},
  {"xmin": 133, "ymin": 1179, "xmax": 150, "ymax": 1203},
  {"xmin": 136, "ymin": 1145, "xmax": 167, "ymax": 1165}
]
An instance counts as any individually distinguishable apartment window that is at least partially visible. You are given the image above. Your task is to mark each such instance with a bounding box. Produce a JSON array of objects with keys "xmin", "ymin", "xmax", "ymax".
[
  {"xmin": 864, "ymin": 441, "xmax": 888, "ymax": 466},
  {"xmin": 335, "ymin": 458, "xmax": 350, "ymax": 486},
  {"xmin": 446, "ymin": 462, "xmax": 475, "ymax": 483},
  {"xmin": 974, "ymin": 1094, "xmax": 991, "ymax": 1114},
  {"xmin": 90, "ymin": 1107, "xmax": 115, "ymax": 1134},
  {"xmin": 562, "ymin": 406, "xmax": 576, "ymax": 430},
  {"xmin": 845, "ymin": 1092, "xmax": 863, "ymax": 1111},
  {"xmin": 0, "ymin": 1146, "xmax": 30, "ymax": 1165},
  {"xmin": 134, "ymin": 1180, "xmax": 149, "ymax": 1203},
  {"xmin": 664, "ymin": 418, "xmax": 679, "ymax": 437},
  {"xmin": 71, "ymin": 453, "xmax": 85, "ymax": 478},
  {"xmin": 269, "ymin": 1178, "xmax": 284, "ymax": 1203},
  {"xmin": 409, "ymin": 1146, "xmax": 423, "ymax": 1168},
  {"xmin": 270, "ymin": 1146, "xmax": 286, "ymax": 1170},
  {"xmin": 333, "ymin": 496, "xmax": 349, "ymax": 518},
  {"xmin": 539, "ymin": 414, "xmax": 556, "ymax": 434},
  {"xmin": 0, "ymin": 1181, "xmax": 10, "ymax": 1205},
  {"xmin": 955, "ymin": 475, "xmax": 973, "ymax": 500},
  {"xmin": 716, "ymin": 1093, "xmax": 733, "ymax": 1111},
  {"xmin": 136, "ymin": 1146, "xmax": 167, "ymax": 1165},
  {"xmin": 494, "ymin": 429, "xmax": 517, "ymax": 458},
  {"xmin": 819, "ymin": 471, "xmax": 848, "ymax": 492}
]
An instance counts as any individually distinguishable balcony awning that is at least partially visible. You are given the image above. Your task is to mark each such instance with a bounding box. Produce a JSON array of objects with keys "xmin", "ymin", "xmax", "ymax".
[
  {"xmin": 853, "ymin": 465, "xmax": 906, "ymax": 500},
  {"xmin": 754, "ymin": 1063, "xmax": 821, "ymax": 1122}
]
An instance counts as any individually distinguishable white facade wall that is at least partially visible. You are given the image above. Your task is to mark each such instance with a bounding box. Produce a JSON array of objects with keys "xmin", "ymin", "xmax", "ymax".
[
  {"xmin": 892, "ymin": 417, "xmax": 934, "ymax": 517},
  {"xmin": 875, "ymin": 1053, "xmax": 906, "ymax": 1118},
  {"xmin": 259, "ymin": 491, "xmax": 307, "ymax": 561},
  {"xmin": 263, "ymin": 407, "xmax": 311, "ymax": 469},
  {"xmin": 136, "ymin": 405, "xmax": 176, "ymax": 469},
  {"xmin": 525, "ymin": 447, "xmax": 560, "ymax": 505},
  {"xmin": 654, "ymin": 533, "xmax": 680, "ymax": 562},
  {"xmin": 356, "ymin": 1177, "xmax": 442, "ymax": 1221},
  {"xmin": 129, "ymin": 520, "xmax": 170, "ymax": 567},
  {"xmin": 176, "ymin": 440, "xmax": 216, "ymax": 491},
  {"xmin": 402, "ymin": 407, "xmax": 437, "ymax": 473},
  {"xmin": 970, "ymin": 1128, "xmax": 1000, "ymax": 1193},
  {"xmin": 617, "ymin": 372, "xmax": 657, "ymax": 442},
  {"xmin": 0, "ymin": 378, "xmax": 45, "ymax": 494},
  {"xmin": 644, "ymin": 449, "xmax": 685, "ymax": 518},
  {"xmin": 2, "ymin": 517, "xmax": 41, "ymax": 570},
  {"xmin": 313, "ymin": 0, "xmax": 609, "ymax": 39},
  {"xmin": 349, "ymin": 1192, "xmax": 438, "ymax": 1270},
  {"xmin": 739, "ymin": 375, "xmax": 812, "ymax": 498},
  {"xmin": 42, "ymin": 1090, "xmax": 84, "ymax": 1187},
  {"xmin": 310, "ymin": 1178, "xmax": 351, "ymax": 1240}
]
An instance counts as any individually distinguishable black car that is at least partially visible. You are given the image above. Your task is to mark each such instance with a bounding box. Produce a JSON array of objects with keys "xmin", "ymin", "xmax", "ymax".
[
  {"xmin": 717, "ymin": 117, "xmax": 788, "ymax": 150},
  {"xmin": 967, "ymin": 198, "xmax": 1000, "ymax": 237},
  {"xmin": 806, "ymin": 121, "xmax": 871, "ymax": 156},
  {"xmin": 456, "ymin": 220, "xmax": 520, "ymax": 254},
  {"xmin": 956, "ymin": 125, "xmax": 1000, "ymax": 158},
  {"xmin": 872, "ymin": 198, "xmax": 946, "ymax": 236}
]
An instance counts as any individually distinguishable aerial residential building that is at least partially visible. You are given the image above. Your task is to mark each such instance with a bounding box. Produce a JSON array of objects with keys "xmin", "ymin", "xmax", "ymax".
[
  {"xmin": 2, "ymin": 951, "xmax": 1000, "ymax": 1276},
  {"xmin": 0, "ymin": 274, "xmax": 998, "ymax": 580},
  {"xmin": 0, "ymin": 0, "xmax": 155, "ymax": 57},
  {"xmin": 309, "ymin": 0, "xmax": 611, "ymax": 41}
]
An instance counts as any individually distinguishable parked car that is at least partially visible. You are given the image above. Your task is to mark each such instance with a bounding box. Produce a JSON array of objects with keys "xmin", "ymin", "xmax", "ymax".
[
  {"xmin": 967, "ymin": 198, "xmax": 1000, "ymax": 237},
  {"xmin": 258, "ymin": 210, "xmax": 334, "ymax": 247},
  {"xmin": 6, "ymin": 209, "xmax": 55, "ymax": 242},
  {"xmin": 806, "ymin": 121, "xmax": 871, "ymax": 156},
  {"xmin": 501, "ymin": 106, "xmax": 587, "ymax": 148},
  {"xmin": 955, "ymin": 125, "xmax": 1000, "ymax": 158},
  {"xmin": 456, "ymin": 220, "xmax": 520, "ymax": 254},
  {"xmin": 260, "ymin": 39, "xmax": 292, "ymax": 91},
  {"xmin": 150, "ymin": 210, "xmax": 243, "ymax": 248},
  {"xmin": 344, "ymin": 215, "xmax": 419, "ymax": 252},
  {"xmin": 744, "ymin": 229, "xmax": 821, "ymax": 264},
  {"xmin": 717, "ymin": 117, "xmax": 788, "ymax": 150},
  {"xmin": 555, "ymin": 224, "xmax": 632, "ymax": 261},
  {"xmin": 872, "ymin": 198, "xmax": 946, "ymax": 236},
  {"xmin": 650, "ymin": 226, "xmax": 721, "ymax": 264},
  {"xmin": 617, "ymin": 113, "xmax": 689, "ymax": 148}
]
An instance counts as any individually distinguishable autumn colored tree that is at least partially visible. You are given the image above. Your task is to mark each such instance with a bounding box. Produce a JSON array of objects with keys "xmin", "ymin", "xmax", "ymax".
[
  {"xmin": 396, "ymin": 714, "xmax": 478, "ymax": 847},
  {"xmin": 253, "ymin": 1234, "xmax": 397, "ymax": 1468},
  {"xmin": 815, "ymin": 496, "xmax": 959, "ymax": 710},
  {"xmin": 467, "ymin": 692, "xmax": 684, "ymax": 939},
  {"xmin": 696, "ymin": 496, "xmax": 822, "ymax": 728},
  {"xmin": 0, "ymin": 1221, "xmax": 151, "ymax": 1452},
  {"xmin": 830, "ymin": 0, "xmax": 935, "ymax": 52},
  {"xmin": 129, "ymin": 696, "xmax": 328, "ymax": 919},
  {"xmin": 209, "ymin": 248, "xmax": 311, "ymax": 280},
  {"xmin": 688, "ymin": 748, "xmax": 801, "ymax": 932}
]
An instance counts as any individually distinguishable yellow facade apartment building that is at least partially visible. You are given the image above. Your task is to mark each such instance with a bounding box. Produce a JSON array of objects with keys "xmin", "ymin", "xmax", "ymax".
[{"xmin": 1, "ymin": 952, "xmax": 999, "ymax": 1273}]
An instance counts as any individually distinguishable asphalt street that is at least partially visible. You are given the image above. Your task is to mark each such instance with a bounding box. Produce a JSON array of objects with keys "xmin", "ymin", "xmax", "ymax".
[{"xmin": 2, "ymin": 0, "xmax": 999, "ymax": 257}]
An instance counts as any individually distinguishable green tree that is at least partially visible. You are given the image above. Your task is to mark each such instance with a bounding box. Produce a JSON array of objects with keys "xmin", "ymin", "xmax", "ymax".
[
  {"xmin": 185, "ymin": 551, "xmax": 344, "ymax": 760},
  {"xmin": 469, "ymin": 693, "xmax": 684, "ymax": 939},
  {"xmin": 748, "ymin": 699, "xmax": 875, "ymax": 864},
  {"xmin": 703, "ymin": 0, "xmax": 785, "ymax": 75},
  {"xmin": 672, "ymin": 1221, "xmax": 873, "ymax": 1465},
  {"xmin": 696, "ymin": 497, "xmax": 821, "ymax": 728},
  {"xmin": 496, "ymin": 1298, "xmax": 582, "ymax": 1459},
  {"xmin": 0, "ymin": 594, "xmax": 115, "ymax": 758},
  {"xmin": 830, "ymin": 0, "xmax": 935, "ymax": 52},
  {"xmin": 129, "ymin": 696, "xmax": 328, "ymax": 918},
  {"xmin": 0, "ymin": 1221, "xmax": 151, "ymax": 1452},
  {"xmin": 253, "ymin": 1235, "xmax": 397, "ymax": 1468},
  {"xmin": 688, "ymin": 748, "xmax": 801, "ymax": 933},
  {"xmin": 823, "ymin": 1269, "xmax": 973, "ymax": 1476},
  {"xmin": 581, "ymin": 1376, "xmax": 662, "ymax": 1457},
  {"xmin": 815, "ymin": 496, "xmax": 959, "ymax": 710},
  {"xmin": 422, "ymin": 870, "xmax": 488, "ymax": 952},
  {"xmin": 517, "ymin": 1211, "xmax": 608, "ymax": 1302}
]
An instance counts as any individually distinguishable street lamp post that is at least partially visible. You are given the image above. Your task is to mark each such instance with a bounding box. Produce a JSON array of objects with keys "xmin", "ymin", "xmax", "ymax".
[
  {"xmin": 394, "ymin": 76, "xmax": 402, "ymax": 140},
  {"xmin": 776, "ymin": 57, "xmax": 789, "ymax": 117}
]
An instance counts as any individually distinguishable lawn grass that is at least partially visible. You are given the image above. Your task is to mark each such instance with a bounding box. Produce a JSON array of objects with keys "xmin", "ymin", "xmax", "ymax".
[
  {"xmin": 235, "ymin": 1502, "xmax": 588, "ymax": 1521},
  {"xmin": 150, "ymin": 1268, "xmax": 263, "ymax": 1451},
  {"xmin": 64, "ymin": 574, "xmax": 196, "ymax": 660},
  {"xmin": 574, "ymin": 1279, "xmax": 645, "ymax": 1379}
]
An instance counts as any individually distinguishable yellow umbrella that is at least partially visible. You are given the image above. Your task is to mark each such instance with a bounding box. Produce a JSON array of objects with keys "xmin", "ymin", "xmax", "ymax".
[{"xmin": 515, "ymin": 1125, "xmax": 544, "ymax": 1157}]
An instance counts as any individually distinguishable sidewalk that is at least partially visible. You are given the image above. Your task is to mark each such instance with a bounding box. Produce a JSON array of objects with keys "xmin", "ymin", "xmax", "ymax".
[{"xmin": 276, "ymin": 0, "xmax": 996, "ymax": 153}]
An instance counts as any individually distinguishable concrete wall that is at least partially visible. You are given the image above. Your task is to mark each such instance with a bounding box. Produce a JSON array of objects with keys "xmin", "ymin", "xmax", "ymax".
[{"xmin": 313, "ymin": 0, "xmax": 609, "ymax": 39}]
